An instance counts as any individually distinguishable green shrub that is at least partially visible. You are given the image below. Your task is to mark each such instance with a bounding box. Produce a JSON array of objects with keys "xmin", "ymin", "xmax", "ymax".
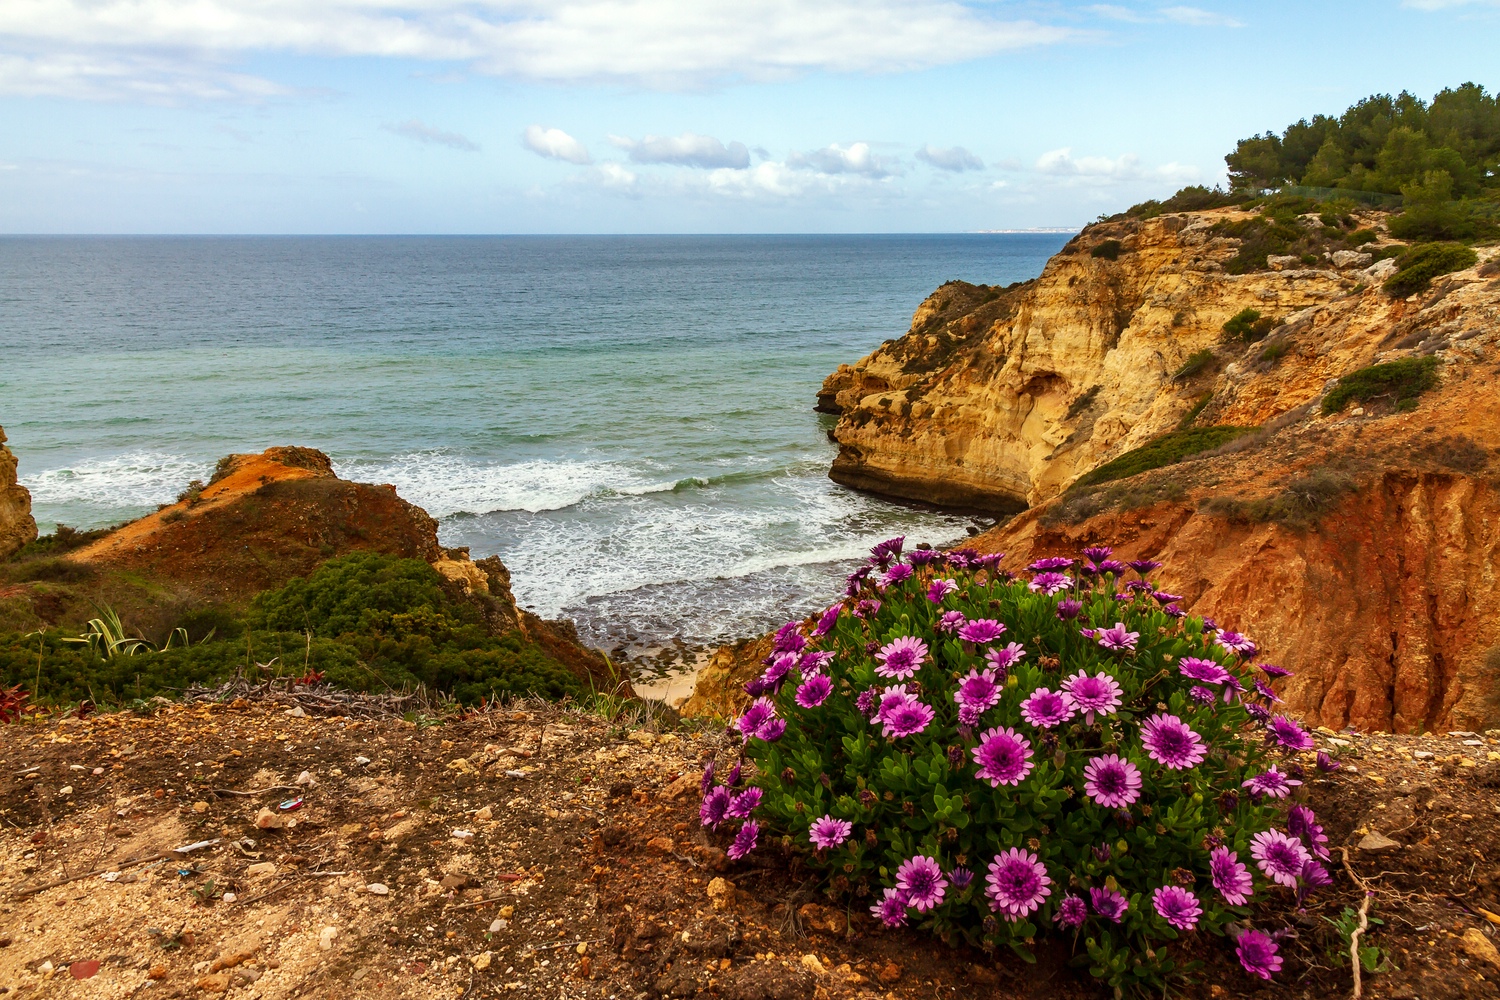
[
  {"xmin": 1388, "ymin": 202, "xmax": 1497, "ymax": 243},
  {"xmin": 1201, "ymin": 471, "xmax": 1356, "ymax": 529},
  {"xmin": 1172, "ymin": 351, "xmax": 1217, "ymax": 381},
  {"xmin": 1222, "ymin": 308, "xmax": 1275, "ymax": 341},
  {"xmin": 1346, "ymin": 229, "xmax": 1378, "ymax": 246},
  {"xmin": 714, "ymin": 542, "xmax": 1323, "ymax": 994},
  {"xmin": 1175, "ymin": 394, "xmax": 1213, "ymax": 431},
  {"xmin": 7, "ymin": 524, "xmax": 112, "ymax": 563},
  {"xmin": 1091, "ymin": 240, "xmax": 1123, "ymax": 261},
  {"xmin": 1122, "ymin": 185, "xmax": 1245, "ymax": 220},
  {"xmin": 1382, "ymin": 242, "xmax": 1479, "ymax": 296},
  {"xmin": 1260, "ymin": 342, "xmax": 1289, "ymax": 364},
  {"xmin": 1073, "ymin": 426, "xmax": 1255, "ymax": 490},
  {"xmin": 1321, "ymin": 357, "xmax": 1439, "ymax": 414},
  {"xmin": 1213, "ymin": 217, "xmax": 1305, "ymax": 274}
]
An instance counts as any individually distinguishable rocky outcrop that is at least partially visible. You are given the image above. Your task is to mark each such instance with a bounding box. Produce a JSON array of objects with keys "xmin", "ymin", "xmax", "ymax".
[
  {"xmin": 821, "ymin": 209, "xmax": 1453, "ymax": 511},
  {"xmin": 0, "ymin": 426, "xmax": 39, "ymax": 560}
]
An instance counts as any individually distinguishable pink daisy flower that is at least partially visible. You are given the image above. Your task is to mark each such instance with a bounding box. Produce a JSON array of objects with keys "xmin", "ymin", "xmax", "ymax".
[
  {"xmin": 985, "ymin": 848, "xmax": 1051, "ymax": 921},
  {"xmin": 971, "ymin": 727, "xmax": 1034, "ymax": 787}
]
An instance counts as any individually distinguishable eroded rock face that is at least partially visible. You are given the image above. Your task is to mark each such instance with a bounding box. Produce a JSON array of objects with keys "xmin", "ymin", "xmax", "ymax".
[
  {"xmin": 821, "ymin": 210, "xmax": 1407, "ymax": 510},
  {"xmin": 0, "ymin": 426, "xmax": 39, "ymax": 560}
]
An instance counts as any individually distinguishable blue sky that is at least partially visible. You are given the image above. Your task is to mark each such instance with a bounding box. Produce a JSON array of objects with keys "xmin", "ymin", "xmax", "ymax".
[{"xmin": 1, "ymin": 0, "xmax": 1497, "ymax": 233}]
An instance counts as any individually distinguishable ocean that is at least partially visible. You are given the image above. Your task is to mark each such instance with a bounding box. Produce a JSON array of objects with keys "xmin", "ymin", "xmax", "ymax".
[{"xmin": 0, "ymin": 233, "xmax": 1069, "ymax": 676}]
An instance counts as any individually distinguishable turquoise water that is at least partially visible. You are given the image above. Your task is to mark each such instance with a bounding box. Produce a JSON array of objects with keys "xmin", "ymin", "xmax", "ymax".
[{"xmin": 0, "ymin": 234, "xmax": 1068, "ymax": 654}]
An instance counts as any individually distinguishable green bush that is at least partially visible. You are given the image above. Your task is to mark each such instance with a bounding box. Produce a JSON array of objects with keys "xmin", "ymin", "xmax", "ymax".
[
  {"xmin": 1259, "ymin": 342, "xmax": 1289, "ymax": 364},
  {"xmin": 714, "ymin": 543, "xmax": 1323, "ymax": 994},
  {"xmin": 1346, "ymin": 229, "xmax": 1378, "ymax": 246},
  {"xmin": 1091, "ymin": 240, "xmax": 1123, "ymax": 261},
  {"xmin": 1382, "ymin": 242, "xmax": 1478, "ymax": 297},
  {"xmin": 0, "ymin": 553, "xmax": 585, "ymax": 707},
  {"xmin": 1387, "ymin": 202, "xmax": 1497, "ymax": 242},
  {"xmin": 1073, "ymin": 426, "xmax": 1255, "ymax": 490},
  {"xmin": 1321, "ymin": 357, "xmax": 1439, "ymax": 414},
  {"xmin": 1222, "ymin": 308, "xmax": 1277, "ymax": 342},
  {"xmin": 1212, "ymin": 217, "xmax": 1306, "ymax": 274},
  {"xmin": 1171, "ymin": 351, "xmax": 1217, "ymax": 381},
  {"xmin": 1122, "ymin": 185, "xmax": 1245, "ymax": 220}
]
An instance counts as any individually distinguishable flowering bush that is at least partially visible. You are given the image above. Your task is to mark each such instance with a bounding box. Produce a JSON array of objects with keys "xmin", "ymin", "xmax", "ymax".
[{"xmin": 700, "ymin": 539, "xmax": 1333, "ymax": 994}]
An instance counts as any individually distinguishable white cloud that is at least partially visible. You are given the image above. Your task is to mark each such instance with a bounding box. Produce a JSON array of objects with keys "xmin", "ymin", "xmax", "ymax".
[
  {"xmin": 522, "ymin": 125, "xmax": 592, "ymax": 165},
  {"xmin": 915, "ymin": 144, "xmax": 984, "ymax": 172},
  {"xmin": 0, "ymin": 50, "xmax": 291, "ymax": 102},
  {"xmin": 0, "ymin": 0, "xmax": 1075, "ymax": 100},
  {"xmin": 386, "ymin": 119, "xmax": 479, "ymax": 151},
  {"xmin": 1087, "ymin": 4, "xmax": 1243, "ymax": 27},
  {"xmin": 1035, "ymin": 147, "xmax": 1198, "ymax": 184},
  {"xmin": 609, "ymin": 131, "xmax": 750, "ymax": 169},
  {"xmin": 1402, "ymin": 0, "xmax": 1500, "ymax": 7},
  {"xmin": 788, "ymin": 142, "xmax": 900, "ymax": 178}
]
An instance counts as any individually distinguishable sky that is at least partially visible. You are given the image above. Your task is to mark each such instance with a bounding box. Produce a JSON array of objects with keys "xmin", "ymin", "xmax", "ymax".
[{"xmin": 1, "ymin": 0, "xmax": 1497, "ymax": 233}]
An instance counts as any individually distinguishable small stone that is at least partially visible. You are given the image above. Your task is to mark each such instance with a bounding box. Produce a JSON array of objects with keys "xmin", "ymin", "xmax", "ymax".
[
  {"xmin": 221, "ymin": 892, "xmax": 236, "ymax": 903},
  {"xmin": 354, "ymin": 756, "xmax": 372, "ymax": 766},
  {"xmin": 451, "ymin": 829, "xmax": 475, "ymax": 841},
  {"xmin": 254, "ymin": 808, "xmax": 286, "ymax": 830},
  {"xmin": 193, "ymin": 801, "xmax": 209, "ymax": 814},
  {"xmin": 285, "ymin": 706, "xmax": 306, "ymax": 717},
  {"xmin": 367, "ymin": 883, "xmax": 390, "ymax": 895},
  {"xmin": 58, "ymin": 786, "xmax": 73, "ymax": 796},
  {"xmin": 647, "ymin": 836, "xmax": 675, "ymax": 854},
  {"xmin": 92, "ymin": 767, "xmax": 104, "ymax": 775},
  {"xmin": 37, "ymin": 960, "xmax": 55, "ymax": 977},
  {"xmin": 471, "ymin": 951, "xmax": 493, "ymax": 971},
  {"xmin": 800, "ymin": 954, "xmax": 826, "ymax": 976},
  {"xmin": 489, "ymin": 919, "xmax": 507, "ymax": 933},
  {"xmin": 318, "ymin": 926, "xmax": 339, "ymax": 950},
  {"xmin": 245, "ymin": 862, "xmax": 278, "ymax": 877},
  {"xmin": 196, "ymin": 972, "xmax": 230, "ymax": 992},
  {"xmin": 1461, "ymin": 928, "xmax": 1500, "ymax": 969},
  {"xmin": 1413, "ymin": 750, "xmax": 1435, "ymax": 760},
  {"xmin": 1358, "ymin": 832, "xmax": 1400, "ymax": 853},
  {"xmin": 148, "ymin": 965, "xmax": 167, "ymax": 980},
  {"xmin": 499, "ymin": 905, "xmax": 515, "ymax": 919},
  {"xmin": 296, "ymin": 770, "xmax": 316, "ymax": 786},
  {"xmin": 475, "ymin": 805, "xmax": 493, "ymax": 822},
  {"xmin": 706, "ymin": 877, "xmax": 736, "ymax": 912},
  {"xmin": 877, "ymin": 961, "xmax": 902, "ymax": 984}
]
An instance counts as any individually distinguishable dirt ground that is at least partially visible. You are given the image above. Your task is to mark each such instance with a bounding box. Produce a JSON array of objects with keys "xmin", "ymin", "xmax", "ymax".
[{"xmin": 2, "ymin": 703, "xmax": 1498, "ymax": 1000}]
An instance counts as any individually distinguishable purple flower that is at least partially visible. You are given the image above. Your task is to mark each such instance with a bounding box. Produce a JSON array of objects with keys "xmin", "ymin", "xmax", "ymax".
[
  {"xmin": 1163, "ymin": 604, "xmax": 1186, "ymax": 619},
  {"xmin": 736, "ymin": 698, "xmax": 777, "ymax": 740},
  {"xmin": 896, "ymin": 855, "xmax": 948, "ymax": 912},
  {"xmin": 1139, "ymin": 713, "xmax": 1207, "ymax": 770},
  {"xmin": 1188, "ymin": 685, "xmax": 1217, "ymax": 704},
  {"xmin": 1019, "ymin": 687, "xmax": 1075, "ymax": 729},
  {"xmin": 798, "ymin": 650, "xmax": 835, "ymax": 674},
  {"xmin": 957, "ymin": 704, "xmax": 981, "ymax": 727},
  {"xmin": 845, "ymin": 566, "xmax": 871, "ymax": 596},
  {"xmin": 812, "ymin": 603, "xmax": 842, "ymax": 637},
  {"xmin": 1129, "ymin": 559, "xmax": 1162, "ymax": 576},
  {"xmin": 727, "ymin": 787, "xmax": 762, "ymax": 819},
  {"xmin": 1092, "ymin": 622, "xmax": 1139, "ymax": 652},
  {"xmin": 1056, "ymin": 598, "xmax": 1083, "ymax": 621},
  {"xmin": 1200, "ymin": 616, "xmax": 1218, "ymax": 631},
  {"xmin": 937, "ymin": 610, "xmax": 968, "ymax": 633},
  {"xmin": 1054, "ymin": 894, "xmax": 1088, "ymax": 929},
  {"xmin": 908, "ymin": 547, "xmax": 941, "ymax": 566},
  {"xmin": 1082, "ymin": 754, "xmax": 1142, "ymax": 808},
  {"xmin": 1082, "ymin": 545, "xmax": 1113, "ymax": 562},
  {"xmin": 958, "ymin": 618, "xmax": 1007, "ymax": 644},
  {"xmin": 1258, "ymin": 662, "xmax": 1294, "ymax": 678},
  {"xmin": 1060, "ymin": 671, "xmax": 1123, "ymax": 725},
  {"xmin": 1210, "ymin": 847, "xmax": 1253, "ymax": 905},
  {"xmin": 755, "ymin": 718, "xmax": 787, "ymax": 742},
  {"xmin": 1028, "ymin": 572, "xmax": 1073, "ymax": 595},
  {"xmin": 742, "ymin": 677, "xmax": 769, "ymax": 697},
  {"xmin": 880, "ymin": 563, "xmax": 914, "ymax": 589},
  {"xmin": 985, "ymin": 848, "xmax": 1051, "ymax": 920},
  {"xmin": 927, "ymin": 578, "xmax": 958, "ymax": 603},
  {"xmin": 1242, "ymin": 764, "xmax": 1300, "ymax": 799},
  {"xmin": 949, "ymin": 866, "xmax": 974, "ymax": 890},
  {"xmin": 809, "ymin": 814, "xmax": 852, "ymax": 850},
  {"xmin": 1235, "ymin": 929, "xmax": 1282, "ymax": 980},
  {"xmin": 870, "ymin": 887, "xmax": 908, "ymax": 927},
  {"xmin": 870, "ymin": 535, "xmax": 905, "ymax": 566},
  {"xmin": 1152, "ymin": 591, "xmax": 1184, "ymax": 604},
  {"xmin": 876, "ymin": 689, "xmax": 935, "ymax": 738},
  {"xmin": 699, "ymin": 760, "xmax": 716, "ymax": 796},
  {"xmin": 1152, "ymin": 886, "xmax": 1202, "ymax": 931},
  {"xmin": 795, "ymin": 674, "xmax": 833, "ymax": 709},
  {"xmin": 1088, "ymin": 886, "xmax": 1129, "ymax": 923},
  {"xmin": 1287, "ymin": 805, "xmax": 1330, "ymax": 860},
  {"xmin": 727, "ymin": 820, "xmax": 759, "ymax": 860},
  {"xmin": 985, "ymin": 642, "xmax": 1027, "ymax": 672},
  {"xmin": 1315, "ymin": 751, "xmax": 1341, "ymax": 773},
  {"xmin": 700, "ymin": 785, "xmax": 731, "ymax": 828},
  {"xmin": 725, "ymin": 761, "xmax": 741, "ymax": 786},
  {"xmin": 955, "ymin": 667, "xmax": 1002, "ymax": 714},
  {"xmin": 971, "ymin": 727, "xmax": 1034, "ymax": 787},
  {"xmin": 1178, "ymin": 657, "xmax": 1230, "ymax": 685},
  {"xmin": 1125, "ymin": 580, "xmax": 1152, "ymax": 593},
  {"xmin": 1216, "ymin": 630, "xmax": 1257, "ymax": 656},
  {"xmin": 1097, "ymin": 559, "xmax": 1128, "ymax": 576},
  {"xmin": 1267, "ymin": 716, "xmax": 1313, "ymax": 751},
  {"xmin": 853, "ymin": 598, "xmax": 882, "ymax": 619},
  {"xmin": 760, "ymin": 653, "xmax": 795, "ymax": 691},
  {"xmin": 1029, "ymin": 556, "xmax": 1075, "ymax": 571},
  {"xmin": 1251, "ymin": 830, "xmax": 1312, "ymax": 887},
  {"xmin": 855, "ymin": 688, "xmax": 877, "ymax": 715},
  {"xmin": 875, "ymin": 636, "xmax": 929, "ymax": 680},
  {"xmin": 1220, "ymin": 673, "xmax": 1245, "ymax": 703},
  {"xmin": 772, "ymin": 621, "xmax": 806, "ymax": 655},
  {"xmin": 1298, "ymin": 859, "xmax": 1333, "ymax": 902},
  {"xmin": 1253, "ymin": 678, "xmax": 1283, "ymax": 703}
]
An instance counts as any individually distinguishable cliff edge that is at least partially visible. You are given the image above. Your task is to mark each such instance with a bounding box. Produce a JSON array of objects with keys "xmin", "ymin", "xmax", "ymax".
[{"xmin": 0, "ymin": 426, "xmax": 38, "ymax": 560}]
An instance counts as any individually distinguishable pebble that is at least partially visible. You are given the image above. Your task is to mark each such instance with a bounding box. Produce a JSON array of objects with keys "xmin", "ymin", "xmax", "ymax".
[
  {"xmin": 222, "ymin": 892, "xmax": 236, "ymax": 903},
  {"xmin": 471, "ymin": 951, "xmax": 494, "ymax": 971},
  {"xmin": 475, "ymin": 805, "xmax": 493, "ymax": 821},
  {"xmin": 245, "ymin": 862, "xmax": 278, "ymax": 877},
  {"xmin": 489, "ymin": 919, "xmax": 508, "ymax": 932},
  {"xmin": 318, "ymin": 926, "xmax": 338, "ymax": 951},
  {"xmin": 58, "ymin": 786, "xmax": 73, "ymax": 796},
  {"xmin": 1359, "ymin": 831, "xmax": 1401, "ymax": 853},
  {"xmin": 296, "ymin": 770, "xmax": 316, "ymax": 786},
  {"xmin": 91, "ymin": 767, "xmax": 104, "ymax": 775},
  {"xmin": 1414, "ymin": 750, "xmax": 1435, "ymax": 760},
  {"xmin": 367, "ymin": 883, "xmax": 390, "ymax": 895},
  {"xmin": 354, "ymin": 756, "xmax": 371, "ymax": 766},
  {"xmin": 451, "ymin": 829, "xmax": 475, "ymax": 841},
  {"xmin": 192, "ymin": 801, "xmax": 209, "ymax": 814}
]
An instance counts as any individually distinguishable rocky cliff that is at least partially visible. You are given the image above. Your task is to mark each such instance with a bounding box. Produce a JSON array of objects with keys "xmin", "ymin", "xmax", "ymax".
[
  {"xmin": 0, "ymin": 426, "xmax": 38, "ymax": 560},
  {"xmin": 733, "ymin": 213, "xmax": 1500, "ymax": 734},
  {"xmin": 820, "ymin": 209, "xmax": 1450, "ymax": 510}
]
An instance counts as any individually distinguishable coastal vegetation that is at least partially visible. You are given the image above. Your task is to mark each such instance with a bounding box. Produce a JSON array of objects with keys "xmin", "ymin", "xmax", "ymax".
[
  {"xmin": 1321, "ymin": 356, "xmax": 1440, "ymax": 414},
  {"xmin": 1381, "ymin": 241, "xmax": 1480, "ymax": 296},
  {"xmin": 714, "ymin": 540, "xmax": 1327, "ymax": 993},
  {"xmin": 1071, "ymin": 425, "xmax": 1255, "ymax": 489},
  {"xmin": 0, "ymin": 551, "xmax": 583, "ymax": 708}
]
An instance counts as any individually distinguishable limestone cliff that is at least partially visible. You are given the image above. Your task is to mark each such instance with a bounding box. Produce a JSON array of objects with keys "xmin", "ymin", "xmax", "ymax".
[
  {"xmin": 0, "ymin": 426, "xmax": 39, "ymax": 560},
  {"xmin": 821, "ymin": 209, "xmax": 1430, "ymax": 510}
]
